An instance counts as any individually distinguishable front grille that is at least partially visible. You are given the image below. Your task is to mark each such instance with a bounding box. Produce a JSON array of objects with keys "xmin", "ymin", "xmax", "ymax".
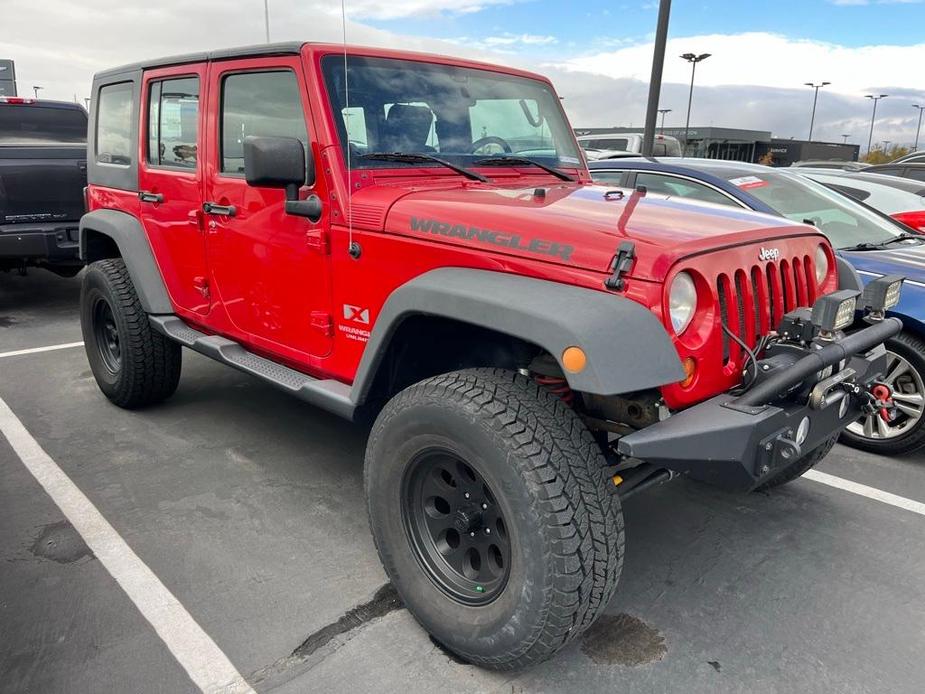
[{"xmin": 717, "ymin": 254, "xmax": 818, "ymax": 365}]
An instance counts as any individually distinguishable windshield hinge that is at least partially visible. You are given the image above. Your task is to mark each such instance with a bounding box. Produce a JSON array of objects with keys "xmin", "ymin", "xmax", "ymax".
[{"xmin": 604, "ymin": 241, "xmax": 636, "ymax": 291}]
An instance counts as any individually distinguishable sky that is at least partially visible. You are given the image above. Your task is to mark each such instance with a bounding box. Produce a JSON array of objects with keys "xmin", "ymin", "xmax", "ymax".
[{"xmin": 2, "ymin": 0, "xmax": 925, "ymax": 147}]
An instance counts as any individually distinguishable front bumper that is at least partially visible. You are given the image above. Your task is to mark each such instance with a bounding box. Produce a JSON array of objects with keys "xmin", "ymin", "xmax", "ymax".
[
  {"xmin": 0, "ymin": 224, "xmax": 81, "ymax": 266},
  {"xmin": 616, "ymin": 318, "xmax": 901, "ymax": 491}
]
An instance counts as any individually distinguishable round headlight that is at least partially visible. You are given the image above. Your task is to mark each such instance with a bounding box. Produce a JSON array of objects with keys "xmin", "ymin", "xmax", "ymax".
[
  {"xmin": 668, "ymin": 272, "xmax": 697, "ymax": 335},
  {"xmin": 815, "ymin": 244, "xmax": 829, "ymax": 285}
]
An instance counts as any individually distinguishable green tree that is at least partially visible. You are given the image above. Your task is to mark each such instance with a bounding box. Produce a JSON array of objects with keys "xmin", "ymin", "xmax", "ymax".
[{"xmin": 863, "ymin": 144, "xmax": 911, "ymax": 164}]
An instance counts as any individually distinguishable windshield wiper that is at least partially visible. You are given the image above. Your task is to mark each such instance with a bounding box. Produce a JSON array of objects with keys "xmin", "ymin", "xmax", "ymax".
[
  {"xmin": 473, "ymin": 155, "xmax": 576, "ymax": 182},
  {"xmin": 840, "ymin": 233, "xmax": 923, "ymax": 252},
  {"xmin": 358, "ymin": 152, "xmax": 489, "ymax": 182}
]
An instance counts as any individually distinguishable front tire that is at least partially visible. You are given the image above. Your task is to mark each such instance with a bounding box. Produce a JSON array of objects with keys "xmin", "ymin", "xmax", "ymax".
[
  {"xmin": 840, "ymin": 332, "xmax": 925, "ymax": 456},
  {"xmin": 80, "ymin": 258, "xmax": 181, "ymax": 408},
  {"xmin": 365, "ymin": 368, "xmax": 624, "ymax": 669}
]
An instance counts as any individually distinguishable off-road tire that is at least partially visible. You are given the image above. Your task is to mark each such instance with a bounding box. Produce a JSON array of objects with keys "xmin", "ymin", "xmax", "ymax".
[
  {"xmin": 840, "ymin": 332, "xmax": 925, "ymax": 456},
  {"xmin": 365, "ymin": 368, "xmax": 624, "ymax": 670},
  {"xmin": 755, "ymin": 434, "xmax": 839, "ymax": 491},
  {"xmin": 80, "ymin": 258, "xmax": 181, "ymax": 408}
]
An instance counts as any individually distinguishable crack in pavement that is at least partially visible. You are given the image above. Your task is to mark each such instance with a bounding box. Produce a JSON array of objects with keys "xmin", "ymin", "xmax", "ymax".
[{"xmin": 251, "ymin": 583, "xmax": 403, "ymax": 686}]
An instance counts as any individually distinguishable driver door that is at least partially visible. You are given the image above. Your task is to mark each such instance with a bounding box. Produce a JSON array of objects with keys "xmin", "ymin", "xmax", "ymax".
[{"xmin": 203, "ymin": 58, "xmax": 332, "ymax": 359}]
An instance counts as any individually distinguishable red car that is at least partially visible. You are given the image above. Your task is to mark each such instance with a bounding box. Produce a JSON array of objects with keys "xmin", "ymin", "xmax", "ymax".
[{"xmin": 78, "ymin": 42, "xmax": 900, "ymax": 668}]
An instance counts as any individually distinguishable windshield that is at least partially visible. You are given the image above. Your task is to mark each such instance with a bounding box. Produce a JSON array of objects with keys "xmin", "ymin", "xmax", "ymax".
[
  {"xmin": 719, "ymin": 169, "xmax": 911, "ymax": 249},
  {"xmin": 321, "ymin": 55, "xmax": 581, "ymax": 171},
  {"xmin": 0, "ymin": 104, "xmax": 87, "ymax": 144}
]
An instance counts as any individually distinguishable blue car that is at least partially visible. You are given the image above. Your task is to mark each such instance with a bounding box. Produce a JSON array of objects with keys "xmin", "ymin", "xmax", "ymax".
[{"xmin": 589, "ymin": 157, "xmax": 925, "ymax": 456}]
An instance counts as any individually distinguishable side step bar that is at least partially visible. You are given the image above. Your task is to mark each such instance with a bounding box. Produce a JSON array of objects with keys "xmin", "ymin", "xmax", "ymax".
[{"xmin": 149, "ymin": 316, "xmax": 355, "ymax": 420}]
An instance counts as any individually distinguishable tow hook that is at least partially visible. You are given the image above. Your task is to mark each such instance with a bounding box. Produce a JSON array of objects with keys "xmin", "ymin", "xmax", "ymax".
[{"xmin": 871, "ymin": 383, "xmax": 894, "ymax": 423}]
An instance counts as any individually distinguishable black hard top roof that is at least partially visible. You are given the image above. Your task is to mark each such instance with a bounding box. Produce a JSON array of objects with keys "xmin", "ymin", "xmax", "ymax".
[{"xmin": 93, "ymin": 42, "xmax": 305, "ymax": 80}]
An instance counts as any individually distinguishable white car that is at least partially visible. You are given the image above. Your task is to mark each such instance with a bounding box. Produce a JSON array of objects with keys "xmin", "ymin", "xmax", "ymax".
[{"xmin": 577, "ymin": 132, "xmax": 682, "ymax": 157}]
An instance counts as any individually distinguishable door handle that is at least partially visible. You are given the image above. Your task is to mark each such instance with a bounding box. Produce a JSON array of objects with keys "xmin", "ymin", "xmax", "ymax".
[
  {"xmin": 202, "ymin": 202, "xmax": 236, "ymax": 217},
  {"xmin": 139, "ymin": 191, "xmax": 164, "ymax": 203}
]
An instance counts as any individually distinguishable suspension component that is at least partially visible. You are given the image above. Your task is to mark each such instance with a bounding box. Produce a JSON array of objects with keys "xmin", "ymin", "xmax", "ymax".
[{"xmin": 532, "ymin": 374, "xmax": 574, "ymax": 406}]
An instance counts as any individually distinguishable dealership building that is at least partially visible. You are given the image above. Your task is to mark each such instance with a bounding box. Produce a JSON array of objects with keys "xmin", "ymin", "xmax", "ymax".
[{"xmin": 574, "ymin": 126, "xmax": 860, "ymax": 166}]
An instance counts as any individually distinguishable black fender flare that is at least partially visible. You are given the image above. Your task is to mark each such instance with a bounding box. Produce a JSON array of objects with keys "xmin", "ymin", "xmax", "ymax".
[
  {"xmin": 351, "ymin": 268, "xmax": 684, "ymax": 404},
  {"xmin": 79, "ymin": 209, "xmax": 173, "ymax": 314}
]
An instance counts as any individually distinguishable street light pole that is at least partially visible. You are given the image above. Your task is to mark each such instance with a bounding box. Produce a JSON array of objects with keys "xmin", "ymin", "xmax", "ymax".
[
  {"xmin": 804, "ymin": 81, "xmax": 830, "ymax": 141},
  {"xmin": 913, "ymin": 105, "xmax": 925, "ymax": 150},
  {"xmin": 865, "ymin": 94, "xmax": 888, "ymax": 156},
  {"xmin": 841, "ymin": 134, "xmax": 849, "ymax": 144},
  {"xmin": 681, "ymin": 52, "xmax": 710, "ymax": 156},
  {"xmin": 658, "ymin": 108, "xmax": 672, "ymax": 133},
  {"xmin": 264, "ymin": 0, "xmax": 270, "ymax": 43},
  {"xmin": 32, "ymin": 85, "xmax": 43, "ymax": 99},
  {"xmin": 641, "ymin": 0, "xmax": 672, "ymax": 157}
]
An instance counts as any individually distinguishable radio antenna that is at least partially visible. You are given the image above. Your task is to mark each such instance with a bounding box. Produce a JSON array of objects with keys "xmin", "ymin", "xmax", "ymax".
[{"xmin": 341, "ymin": 0, "xmax": 357, "ymax": 258}]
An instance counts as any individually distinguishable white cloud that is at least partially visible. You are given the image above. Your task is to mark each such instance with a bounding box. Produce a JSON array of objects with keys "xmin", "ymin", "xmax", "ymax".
[
  {"xmin": 556, "ymin": 32, "xmax": 925, "ymax": 96},
  {"xmin": 338, "ymin": 0, "xmax": 520, "ymax": 19}
]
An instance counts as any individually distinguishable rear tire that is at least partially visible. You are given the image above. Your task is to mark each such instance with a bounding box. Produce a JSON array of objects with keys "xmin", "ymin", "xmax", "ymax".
[
  {"xmin": 755, "ymin": 434, "xmax": 838, "ymax": 491},
  {"xmin": 80, "ymin": 258, "xmax": 181, "ymax": 408},
  {"xmin": 365, "ymin": 368, "xmax": 623, "ymax": 669}
]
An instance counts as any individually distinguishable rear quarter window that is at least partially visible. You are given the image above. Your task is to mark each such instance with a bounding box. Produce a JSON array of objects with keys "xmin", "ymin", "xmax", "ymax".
[{"xmin": 96, "ymin": 82, "xmax": 134, "ymax": 165}]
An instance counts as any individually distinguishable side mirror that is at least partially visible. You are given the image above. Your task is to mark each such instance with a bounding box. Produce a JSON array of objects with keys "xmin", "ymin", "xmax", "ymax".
[{"xmin": 243, "ymin": 135, "xmax": 321, "ymax": 222}]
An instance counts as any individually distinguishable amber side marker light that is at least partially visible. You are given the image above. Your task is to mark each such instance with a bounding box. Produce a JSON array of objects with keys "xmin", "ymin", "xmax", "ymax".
[
  {"xmin": 562, "ymin": 346, "xmax": 587, "ymax": 373},
  {"xmin": 680, "ymin": 357, "xmax": 697, "ymax": 387}
]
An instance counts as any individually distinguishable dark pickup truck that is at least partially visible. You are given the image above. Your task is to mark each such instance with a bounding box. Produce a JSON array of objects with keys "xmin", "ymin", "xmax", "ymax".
[{"xmin": 0, "ymin": 97, "xmax": 88, "ymax": 276}]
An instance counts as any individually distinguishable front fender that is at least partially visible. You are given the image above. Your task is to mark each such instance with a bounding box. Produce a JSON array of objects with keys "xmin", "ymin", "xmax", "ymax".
[{"xmin": 351, "ymin": 268, "xmax": 684, "ymax": 405}]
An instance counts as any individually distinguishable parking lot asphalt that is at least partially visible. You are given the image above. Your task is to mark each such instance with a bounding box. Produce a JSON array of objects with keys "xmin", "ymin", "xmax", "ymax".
[{"xmin": 2, "ymin": 270, "xmax": 924, "ymax": 694}]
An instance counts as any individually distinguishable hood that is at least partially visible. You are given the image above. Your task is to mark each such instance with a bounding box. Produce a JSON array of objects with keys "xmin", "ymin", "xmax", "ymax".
[
  {"xmin": 840, "ymin": 242, "xmax": 925, "ymax": 281},
  {"xmin": 352, "ymin": 181, "xmax": 822, "ymax": 281}
]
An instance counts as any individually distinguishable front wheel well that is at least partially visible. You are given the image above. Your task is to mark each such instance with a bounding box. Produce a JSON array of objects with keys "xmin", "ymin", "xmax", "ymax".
[{"xmin": 362, "ymin": 316, "xmax": 545, "ymax": 406}]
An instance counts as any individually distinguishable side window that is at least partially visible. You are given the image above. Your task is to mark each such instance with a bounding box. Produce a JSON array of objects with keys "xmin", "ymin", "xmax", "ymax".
[
  {"xmin": 590, "ymin": 170, "xmax": 625, "ymax": 185},
  {"xmin": 636, "ymin": 172, "xmax": 738, "ymax": 207},
  {"xmin": 96, "ymin": 82, "xmax": 134, "ymax": 165},
  {"xmin": 905, "ymin": 168, "xmax": 925, "ymax": 182},
  {"xmin": 221, "ymin": 70, "xmax": 308, "ymax": 175},
  {"xmin": 147, "ymin": 77, "xmax": 199, "ymax": 169}
]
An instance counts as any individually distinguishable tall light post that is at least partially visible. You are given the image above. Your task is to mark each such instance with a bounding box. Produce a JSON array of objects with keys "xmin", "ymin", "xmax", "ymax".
[
  {"xmin": 641, "ymin": 0, "xmax": 672, "ymax": 157},
  {"xmin": 913, "ymin": 104, "xmax": 925, "ymax": 150},
  {"xmin": 842, "ymin": 134, "xmax": 849, "ymax": 144},
  {"xmin": 658, "ymin": 108, "xmax": 672, "ymax": 133},
  {"xmin": 32, "ymin": 85, "xmax": 43, "ymax": 99},
  {"xmin": 804, "ymin": 81, "xmax": 830, "ymax": 141},
  {"xmin": 681, "ymin": 52, "xmax": 710, "ymax": 156},
  {"xmin": 865, "ymin": 94, "xmax": 888, "ymax": 156},
  {"xmin": 264, "ymin": 0, "xmax": 270, "ymax": 43}
]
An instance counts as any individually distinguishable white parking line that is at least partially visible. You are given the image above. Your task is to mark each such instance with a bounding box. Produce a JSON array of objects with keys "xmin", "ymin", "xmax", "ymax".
[
  {"xmin": 0, "ymin": 394, "xmax": 255, "ymax": 694},
  {"xmin": 0, "ymin": 341, "xmax": 84, "ymax": 359},
  {"xmin": 804, "ymin": 469, "xmax": 925, "ymax": 517}
]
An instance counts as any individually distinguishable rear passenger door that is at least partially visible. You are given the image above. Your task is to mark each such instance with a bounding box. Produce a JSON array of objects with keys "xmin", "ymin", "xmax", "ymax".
[
  {"xmin": 203, "ymin": 58, "xmax": 332, "ymax": 359},
  {"xmin": 138, "ymin": 65, "xmax": 209, "ymax": 315}
]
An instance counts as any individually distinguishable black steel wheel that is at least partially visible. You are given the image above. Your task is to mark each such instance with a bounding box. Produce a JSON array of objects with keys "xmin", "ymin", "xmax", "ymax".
[
  {"xmin": 403, "ymin": 451, "xmax": 510, "ymax": 605},
  {"xmin": 92, "ymin": 296, "xmax": 122, "ymax": 374}
]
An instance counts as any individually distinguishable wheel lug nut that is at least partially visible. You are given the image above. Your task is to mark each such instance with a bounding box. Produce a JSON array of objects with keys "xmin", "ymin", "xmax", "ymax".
[
  {"xmin": 481, "ymin": 503, "xmax": 487, "ymax": 509},
  {"xmin": 470, "ymin": 531, "xmax": 475, "ymax": 537},
  {"xmin": 485, "ymin": 528, "xmax": 491, "ymax": 534},
  {"xmin": 464, "ymin": 493, "xmax": 470, "ymax": 499}
]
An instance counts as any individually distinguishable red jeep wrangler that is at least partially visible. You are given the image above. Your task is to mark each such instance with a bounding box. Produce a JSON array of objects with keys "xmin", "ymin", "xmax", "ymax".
[{"xmin": 79, "ymin": 42, "xmax": 902, "ymax": 669}]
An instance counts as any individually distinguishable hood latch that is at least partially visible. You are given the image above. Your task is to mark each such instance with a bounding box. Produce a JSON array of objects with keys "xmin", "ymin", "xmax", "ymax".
[{"xmin": 605, "ymin": 241, "xmax": 636, "ymax": 291}]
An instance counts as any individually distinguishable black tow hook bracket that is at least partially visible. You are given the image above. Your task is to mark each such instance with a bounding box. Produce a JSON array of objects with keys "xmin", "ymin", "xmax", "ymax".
[
  {"xmin": 605, "ymin": 241, "xmax": 636, "ymax": 290},
  {"xmin": 757, "ymin": 432, "xmax": 802, "ymax": 477}
]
